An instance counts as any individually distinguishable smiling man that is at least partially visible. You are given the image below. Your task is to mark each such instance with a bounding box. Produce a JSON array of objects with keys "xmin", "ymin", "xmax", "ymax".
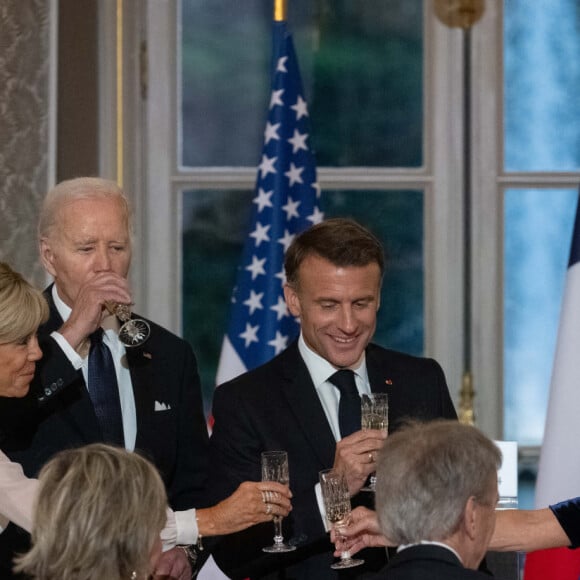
[{"xmin": 208, "ymin": 218, "xmax": 458, "ymax": 579}]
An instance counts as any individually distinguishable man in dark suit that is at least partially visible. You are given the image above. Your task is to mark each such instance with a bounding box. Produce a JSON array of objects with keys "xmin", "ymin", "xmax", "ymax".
[
  {"xmin": 0, "ymin": 178, "xmax": 208, "ymax": 579},
  {"xmin": 208, "ymin": 218, "xmax": 457, "ymax": 579},
  {"xmin": 368, "ymin": 420, "xmax": 501, "ymax": 580}
]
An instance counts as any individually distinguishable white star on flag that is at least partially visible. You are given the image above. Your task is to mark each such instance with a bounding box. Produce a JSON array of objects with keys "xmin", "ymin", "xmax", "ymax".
[
  {"xmin": 285, "ymin": 162, "xmax": 304, "ymax": 186},
  {"xmin": 287, "ymin": 129, "xmax": 308, "ymax": 153},
  {"xmin": 258, "ymin": 154, "xmax": 277, "ymax": 178},
  {"xmin": 282, "ymin": 197, "xmax": 301, "ymax": 220},
  {"xmin": 249, "ymin": 222, "xmax": 271, "ymax": 247},
  {"xmin": 270, "ymin": 295, "xmax": 289, "ymax": 321},
  {"xmin": 276, "ymin": 56, "xmax": 288, "ymax": 73},
  {"xmin": 308, "ymin": 206, "xmax": 325, "ymax": 225},
  {"xmin": 246, "ymin": 255, "xmax": 267, "ymax": 280},
  {"xmin": 239, "ymin": 323, "xmax": 260, "ymax": 347},
  {"xmin": 253, "ymin": 188, "xmax": 273, "ymax": 212},
  {"xmin": 270, "ymin": 88, "xmax": 284, "ymax": 109},
  {"xmin": 277, "ymin": 230, "xmax": 295, "ymax": 252},
  {"xmin": 268, "ymin": 331, "xmax": 289, "ymax": 355},
  {"xmin": 264, "ymin": 122, "xmax": 281, "ymax": 144},
  {"xmin": 243, "ymin": 290, "xmax": 264, "ymax": 315},
  {"xmin": 291, "ymin": 95, "xmax": 308, "ymax": 119}
]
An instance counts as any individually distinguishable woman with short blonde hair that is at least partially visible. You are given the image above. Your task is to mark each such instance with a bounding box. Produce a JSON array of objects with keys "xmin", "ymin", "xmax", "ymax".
[{"xmin": 14, "ymin": 444, "xmax": 167, "ymax": 580}]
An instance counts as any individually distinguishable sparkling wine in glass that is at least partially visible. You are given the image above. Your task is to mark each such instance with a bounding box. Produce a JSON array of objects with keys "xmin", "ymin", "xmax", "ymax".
[
  {"xmin": 261, "ymin": 451, "xmax": 296, "ymax": 553},
  {"xmin": 361, "ymin": 393, "xmax": 388, "ymax": 491},
  {"xmin": 319, "ymin": 468, "xmax": 364, "ymax": 570}
]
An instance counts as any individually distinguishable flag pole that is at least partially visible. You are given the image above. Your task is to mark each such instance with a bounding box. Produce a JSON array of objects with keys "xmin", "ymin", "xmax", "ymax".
[{"xmin": 274, "ymin": 0, "xmax": 286, "ymax": 22}]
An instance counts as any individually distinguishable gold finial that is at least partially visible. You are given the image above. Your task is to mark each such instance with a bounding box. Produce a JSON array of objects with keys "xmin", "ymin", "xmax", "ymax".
[
  {"xmin": 434, "ymin": 0, "xmax": 485, "ymax": 29},
  {"xmin": 458, "ymin": 371, "xmax": 475, "ymax": 426},
  {"xmin": 274, "ymin": 0, "xmax": 287, "ymax": 22}
]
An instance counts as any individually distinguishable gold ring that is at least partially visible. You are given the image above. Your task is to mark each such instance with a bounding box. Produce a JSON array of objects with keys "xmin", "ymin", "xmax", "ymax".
[
  {"xmin": 266, "ymin": 503, "xmax": 273, "ymax": 515},
  {"xmin": 261, "ymin": 491, "xmax": 267, "ymax": 503}
]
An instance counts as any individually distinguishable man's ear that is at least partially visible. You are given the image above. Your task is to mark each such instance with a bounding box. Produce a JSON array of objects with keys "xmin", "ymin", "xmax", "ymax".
[
  {"xmin": 463, "ymin": 496, "xmax": 478, "ymax": 541},
  {"xmin": 39, "ymin": 238, "xmax": 57, "ymax": 278},
  {"xmin": 283, "ymin": 284, "xmax": 301, "ymax": 318}
]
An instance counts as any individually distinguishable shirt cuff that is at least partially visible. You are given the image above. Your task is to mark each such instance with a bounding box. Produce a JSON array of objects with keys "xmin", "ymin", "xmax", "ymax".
[
  {"xmin": 50, "ymin": 331, "xmax": 84, "ymax": 369},
  {"xmin": 315, "ymin": 482, "xmax": 331, "ymax": 533},
  {"xmin": 160, "ymin": 507, "xmax": 199, "ymax": 551}
]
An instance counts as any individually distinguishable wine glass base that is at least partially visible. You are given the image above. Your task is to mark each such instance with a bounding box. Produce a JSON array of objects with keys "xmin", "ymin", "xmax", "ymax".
[
  {"xmin": 331, "ymin": 558, "xmax": 365, "ymax": 569},
  {"xmin": 262, "ymin": 544, "xmax": 297, "ymax": 553}
]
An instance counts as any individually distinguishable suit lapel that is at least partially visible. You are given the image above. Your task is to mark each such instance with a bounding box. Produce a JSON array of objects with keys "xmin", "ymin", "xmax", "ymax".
[
  {"xmin": 366, "ymin": 345, "xmax": 393, "ymax": 395},
  {"xmin": 280, "ymin": 344, "xmax": 336, "ymax": 467},
  {"xmin": 124, "ymin": 342, "xmax": 155, "ymax": 447}
]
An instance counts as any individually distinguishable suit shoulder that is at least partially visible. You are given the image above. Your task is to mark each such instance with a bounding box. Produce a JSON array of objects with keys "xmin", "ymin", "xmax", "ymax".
[
  {"xmin": 215, "ymin": 345, "xmax": 293, "ymax": 396},
  {"xmin": 367, "ymin": 343, "xmax": 443, "ymax": 370}
]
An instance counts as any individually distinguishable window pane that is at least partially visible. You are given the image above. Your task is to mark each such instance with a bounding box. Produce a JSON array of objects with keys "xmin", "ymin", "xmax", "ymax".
[
  {"xmin": 503, "ymin": 189, "xmax": 576, "ymax": 444},
  {"xmin": 504, "ymin": 0, "xmax": 580, "ymax": 171},
  {"xmin": 182, "ymin": 190, "xmax": 423, "ymax": 411},
  {"xmin": 179, "ymin": 0, "xmax": 423, "ymax": 168}
]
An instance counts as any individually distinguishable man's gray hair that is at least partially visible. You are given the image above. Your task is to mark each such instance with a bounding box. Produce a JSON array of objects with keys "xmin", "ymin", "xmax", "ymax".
[
  {"xmin": 375, "ymin": 420, "xmax": 501, "ymax": 544},
  {"xmin": 38, "ymin": 177, "xmax": 132, "ymax": 240}
]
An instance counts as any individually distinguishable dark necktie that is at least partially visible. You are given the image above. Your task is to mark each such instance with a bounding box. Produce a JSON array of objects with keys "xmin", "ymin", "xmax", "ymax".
[
  {"xmin": 329, "ymin": 370, "xmax": 361, "ymax": 438},
  {"xmin": 88, "ymin": 328, "xmax": 125, "ymax": 446}
]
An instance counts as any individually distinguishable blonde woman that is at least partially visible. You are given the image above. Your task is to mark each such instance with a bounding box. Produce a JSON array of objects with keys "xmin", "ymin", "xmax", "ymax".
[
  {"xmin": 0, "ymin": 262, "xmax": 46, "ymax": 531},
  {"xmin": 14, "ymin": 444, "xmax": 167, "ymax": 580}
]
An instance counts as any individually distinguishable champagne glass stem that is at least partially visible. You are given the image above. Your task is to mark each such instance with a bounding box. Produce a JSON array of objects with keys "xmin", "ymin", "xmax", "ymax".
[{"xmin": 273, "ymin": 516, "xmax": 284, "ymax": 545}]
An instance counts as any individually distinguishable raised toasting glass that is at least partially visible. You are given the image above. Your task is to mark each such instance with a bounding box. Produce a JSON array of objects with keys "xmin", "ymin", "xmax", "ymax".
[
  {"xmin": 104, "ymin": 301, "xmax": 150, "ymax": 348},
  {"xmin": 319, "ymin": 468, "xmax": 364, "ymax": 570},
  {"xmin": 361, "ymin": 392, "xmax": 388, "ymax": 491},
  {"xmin": 261, "ymin": 450, "xmax": 296, "ymax": 553}
]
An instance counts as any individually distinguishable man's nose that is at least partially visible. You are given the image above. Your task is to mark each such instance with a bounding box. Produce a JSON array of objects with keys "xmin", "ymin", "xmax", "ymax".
[
  {"xmin": 94, "ymin": 247, "xmax": 112, "ymax": 271},
  {"xmin": 338, "ymin": 305, "xmax": 356, "ymax": 332}
]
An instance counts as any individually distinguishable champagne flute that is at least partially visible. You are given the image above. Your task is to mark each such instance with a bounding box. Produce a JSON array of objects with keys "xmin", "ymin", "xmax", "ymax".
[
  {"xmin": 361, "ymin": 393, "xmax": 388, "ymax": 491},
  {"xmin": 261, "ymin": 451, "xmax": 296, "ymax": 553},
  {"xmin": 319, "ymin": 468, "xmax": 364, "ymax": 570},
  {"xmin": 104, "ymin": 301, "xmax": 150, "ymax": 347}
]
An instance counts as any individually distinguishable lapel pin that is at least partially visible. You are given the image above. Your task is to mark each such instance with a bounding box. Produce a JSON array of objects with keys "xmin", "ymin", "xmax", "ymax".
[
  {"xmin": 385, "ymin": 379, "xmax": 393, "ymax": 385},
  {"xmin": 142, "ymin": 352, "xmax": 153, "ymax": 359}
]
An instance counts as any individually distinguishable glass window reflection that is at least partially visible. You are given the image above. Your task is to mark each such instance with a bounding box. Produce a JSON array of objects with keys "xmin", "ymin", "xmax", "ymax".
[
  {"xmin": 179, "ymin": 0, "xmax": 423, "ymax": 168},
  {"xmin": 504, "ymin": 0, "xmax": 580, "ymax": 171},
  {"xmin": 503, "ymin": 189, "xmax": 576, "ymax": 444}
]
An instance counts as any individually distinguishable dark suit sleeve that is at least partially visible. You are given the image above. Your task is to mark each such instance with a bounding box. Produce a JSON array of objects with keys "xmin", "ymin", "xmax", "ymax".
[
  {"xmin": 34, "ymin": 335, "xmax": 82, "ymax": 404},
  {"xmin": 429, "ymin": 357, "xmax": 458, "ymax": 420},
  {"xmin": 166, "ymin": 343, "xmax": 210, "ymax": 511},
  {"xmin": 208, "ymin": 382, "xmax": 330, "ymax": 578}
]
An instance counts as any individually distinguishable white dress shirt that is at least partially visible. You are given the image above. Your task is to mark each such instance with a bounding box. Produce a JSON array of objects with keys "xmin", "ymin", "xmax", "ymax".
[{"xmin": 297, "ymin": 334, "xmax": 372, "ymax": 530}]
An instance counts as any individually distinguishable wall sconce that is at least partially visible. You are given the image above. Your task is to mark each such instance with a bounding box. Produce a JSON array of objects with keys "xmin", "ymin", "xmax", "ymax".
[{"xmin": 434, "ymin": 0, "xmax": 485, "ymax": 29}]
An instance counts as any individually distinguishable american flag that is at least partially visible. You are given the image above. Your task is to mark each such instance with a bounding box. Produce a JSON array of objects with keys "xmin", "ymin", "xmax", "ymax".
[{"xmin": 215, "ymin": 20, "xmax": 323, "ymax": 386}]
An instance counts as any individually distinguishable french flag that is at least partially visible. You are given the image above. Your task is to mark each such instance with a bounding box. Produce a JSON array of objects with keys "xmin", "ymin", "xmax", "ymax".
[{"xmin": 524, "ymin": 194, "xmax": 580, "ymax": 580}]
